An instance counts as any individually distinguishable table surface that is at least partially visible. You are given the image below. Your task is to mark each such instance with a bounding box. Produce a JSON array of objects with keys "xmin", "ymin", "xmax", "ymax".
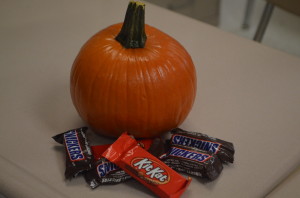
[
  {"xmin": 1, "ymin": 0, "xmax": 300, "ymax": 198},
  {"xmin": 266, "ymin": 167, "xmax": 300, "ymax": 198}
]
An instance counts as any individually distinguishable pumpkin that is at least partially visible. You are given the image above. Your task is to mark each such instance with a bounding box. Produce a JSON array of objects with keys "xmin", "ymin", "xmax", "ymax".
[{"xmin": 70, "ymin": 1, "xmax": 197, "ymax": 138}]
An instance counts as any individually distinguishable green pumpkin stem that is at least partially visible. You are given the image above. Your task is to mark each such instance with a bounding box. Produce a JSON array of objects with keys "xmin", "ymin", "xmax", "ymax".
[{"xmin": 116, "ymin": 1, "xmax": 147, "ymax": 48}]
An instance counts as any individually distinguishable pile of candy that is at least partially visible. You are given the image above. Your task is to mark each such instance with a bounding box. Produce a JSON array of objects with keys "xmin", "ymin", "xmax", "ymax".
[{"xmin": 52, "ymin": 127, "xmax": 234, "ymax": 198}]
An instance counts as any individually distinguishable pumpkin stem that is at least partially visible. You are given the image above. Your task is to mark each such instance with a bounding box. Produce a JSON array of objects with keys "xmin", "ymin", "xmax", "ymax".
[{"xmin": 116, "ymin": 1, "xmax": 147, "ymax": 48}]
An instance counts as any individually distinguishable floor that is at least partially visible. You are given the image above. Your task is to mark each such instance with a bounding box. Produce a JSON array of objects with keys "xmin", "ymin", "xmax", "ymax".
[{"xmin": 151, "ymin": 0, "xmax": 300, "ymax": 57}]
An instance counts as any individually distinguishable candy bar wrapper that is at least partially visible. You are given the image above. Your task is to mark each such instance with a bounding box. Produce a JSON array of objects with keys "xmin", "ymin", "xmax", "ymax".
[
  {"xmin": 84, "ymin": 139, "xmax": 155, "ymax": 188},
  {"xmin": 52, "ymin": 127, "xmax": 93, "ymax": 179},
  {"xmin": 84, "ymin": 156, "xmax": 132, "ymax": 188},
  {"xmin": 162, "ymin": 145, "xmax": 223, "ymax": 181},
  {"xmin": 91, "ymin": 138, "xmax": 156, "ymax": 162},
  {"xmin": 102, "ymin": 132, "xmax": 192, "ymax": 198},
  {"xmin": 170, "ymin": 128, "xmax": 235, "ymax": 163}
]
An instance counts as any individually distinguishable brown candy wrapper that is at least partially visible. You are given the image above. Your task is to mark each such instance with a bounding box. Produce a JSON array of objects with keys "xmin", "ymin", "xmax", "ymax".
[
  {"xmin": 52, "ymin": 127, "xmax": 93, "ymax": 179},
  {"xmin": 161, "ymin": 144, "xmax": 223, "ymax": 181},
  {"xmin": 170, "ymin": 128, "xmax": 235, "ymax": 163}
]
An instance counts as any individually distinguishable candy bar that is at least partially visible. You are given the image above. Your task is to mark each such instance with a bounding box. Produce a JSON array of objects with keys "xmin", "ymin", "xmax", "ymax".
[
  {"xmin": 84, "ymin": 139, "xmax": 155, "ymax": 188},
  {"xmin": 102, "ymin": 132, "xmax": 192, "ymax": 198},
  {"xmin": 52, "ymin": 127, "xmax": 93, "ymax": 179},
  {"xmin": 170, "ymin": 128, "xmax": 235, "ymax": 163},
  {"xmin": 91, "ymin": 139, "xmax": 155, "ymax": 161},
  {"xmin": 84, "ymin": 156, "xmax": 131, "ymax": 188},
  {"xmin": 162, "ymin": 145, "xmax": 223, "ymax": 180}
]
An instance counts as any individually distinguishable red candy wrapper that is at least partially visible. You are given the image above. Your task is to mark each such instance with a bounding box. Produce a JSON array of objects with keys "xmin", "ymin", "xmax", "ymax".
[
  {"xmin": 91, "ymin": 139, "xmax": 155, "ymax": 161},
  {"xmin": 102, "ymin": 133, "xmax": 192, "ymax": 198},
  {"xmin": 91, "ymin": 144, "xmax": 110, "ymax": 161},
  {"xmin": 84, "ymin": 139, "xmax": 157, "ymax": 188}
]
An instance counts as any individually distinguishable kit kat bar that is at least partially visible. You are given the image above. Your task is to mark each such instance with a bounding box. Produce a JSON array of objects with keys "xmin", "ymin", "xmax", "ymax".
[{"xmin": 102, "ymin": 132, "xmax": 192, "ymax": 198}]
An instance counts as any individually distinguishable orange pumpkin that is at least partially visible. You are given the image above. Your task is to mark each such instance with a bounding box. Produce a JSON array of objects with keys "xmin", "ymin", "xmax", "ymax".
[{"xmin": 70, "ymin": 1, "xmax": 197, "ymax": 138}]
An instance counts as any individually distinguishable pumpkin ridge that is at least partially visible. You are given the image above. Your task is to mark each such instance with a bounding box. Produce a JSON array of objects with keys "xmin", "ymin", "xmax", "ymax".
[
  {"xmin": 153, "ymin": 38, "xmax": 195, "ymax": 124},
  {"xmin": 163, "ymin": 60, "xmax": 183, "ymax": 125},
  {"xmin": 88, "ymin": 46, "xmax": 117, "ymax": 135},
  {"xmin": 143, "ymin": 58, "xmax": 156, "ymax": 135},
  {"xmin": 155, "ymin": 64, "xmax": 169, "ymax": 130},
  {"xmin": 70, "ymin": 59, "xmax": 81, "ymax": 115},
  {"xmin": 86, "ymin": 49, "xmax": 112, "ymax": 123},
  {"xmin": 72, "ymin": 60, "xmax": 88, "ymax": 119},
  {"xmin": 148, "ymin": 60, "xmax": 173, "ymax": 135},
  {"xmin": 137, "ymin": 55, "xmax": 150, "ymax": 134},
  {"xmin": 125, "ymin": 53, "xmax": 129, "ymax": 133},
  {"xmin": 107, "ymin": 49, "xmax": 127, "ymax": 135},
  {"xmin": 133, "ymin": 50, "xmax": 148, "ymax": 133},
  {"xmin": 71, "ymin": 54, "xmax": 92, "ymax": 117},
  {"xmin": 168, "ymin": 42, "xmax": 197, "ymax": 102}
]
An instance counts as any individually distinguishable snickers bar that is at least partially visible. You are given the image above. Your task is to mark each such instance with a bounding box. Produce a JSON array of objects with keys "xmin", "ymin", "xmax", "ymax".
[
  {"xmin": 52, "ymin": 127, "xmax": 93, "ymax": 179},
  {"xmin": 170, "ymin": 128, "xmax": 235, "ymax": 163},
  {"xmin": 84, "ymin": 156, "xmax": 131, "ymax": 188},
  {"xmin": 162, "ymin": 145, "xmax": 223, "ymax": 180}
]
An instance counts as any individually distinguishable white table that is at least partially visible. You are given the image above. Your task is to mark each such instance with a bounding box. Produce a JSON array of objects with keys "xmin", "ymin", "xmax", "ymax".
[
  {"xmin": 1, "ymin": 0, "xmax": 300, "ymax": 197},
  {"xmin": 266, "ymin": 167, "xmax": 300, "ymax": 197}
]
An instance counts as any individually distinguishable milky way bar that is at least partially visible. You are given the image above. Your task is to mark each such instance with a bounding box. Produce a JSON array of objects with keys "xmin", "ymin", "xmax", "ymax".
[
  {"xmin": 102, "ymin": 132, "xmax": 192, "ymax": 198},
  {"xmin": 170, "ymin": 128, "xmax": 235, "ymax": 163},
  {"xmin": 52, "ymin": 127, "xmax": 93, "ymax": 179},
  {"xmin": 161, "ymin": 145, "xmax": 223, "ymax": 181}
]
